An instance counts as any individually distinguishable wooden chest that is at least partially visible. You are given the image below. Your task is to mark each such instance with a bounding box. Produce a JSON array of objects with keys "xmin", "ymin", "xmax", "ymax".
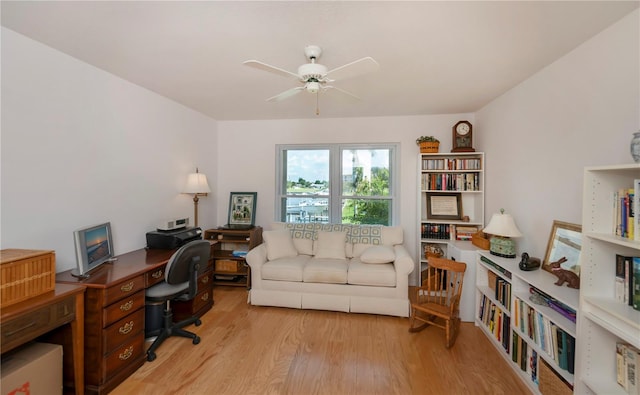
[{"xmin": 0, "ymin": 249, "xmax": 56, "ymax": 308}]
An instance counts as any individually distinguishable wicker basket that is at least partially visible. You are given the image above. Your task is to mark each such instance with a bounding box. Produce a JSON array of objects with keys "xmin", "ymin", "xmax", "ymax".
[
  {"xmin": 0, "ymin": 249, "xmax": 56, "ymax": 308},
  {"xmin": 419, "ymin": 141, "xmax": 440, "ymax": 153},
  {"xmin": 539, "ymin": 358, "xmax": 572, "ymax": 395}
]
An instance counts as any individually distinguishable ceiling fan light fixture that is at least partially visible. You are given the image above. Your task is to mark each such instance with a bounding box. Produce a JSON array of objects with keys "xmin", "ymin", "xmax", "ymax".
[{"xmin": 306, "ymin": 81, "xmax": 320, "ymax": 93}]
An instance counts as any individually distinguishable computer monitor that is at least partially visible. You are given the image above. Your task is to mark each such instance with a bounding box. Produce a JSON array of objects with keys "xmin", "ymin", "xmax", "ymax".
[{"xmin": 72, "ymin": 222, "xmax": 116, "ymax": 278}]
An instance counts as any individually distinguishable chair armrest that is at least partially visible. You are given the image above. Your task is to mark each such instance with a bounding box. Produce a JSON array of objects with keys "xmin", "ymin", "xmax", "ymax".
[{"xmin": 393, "ymin": 244, "xmax": 415, "ymax": 276}]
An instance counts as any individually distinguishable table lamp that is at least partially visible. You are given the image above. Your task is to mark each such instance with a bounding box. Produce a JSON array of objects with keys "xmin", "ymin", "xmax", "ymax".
[
  {"xmin": 183, "ymin": 168, "xmax": 211, "ymax": 227},
  {"xmin": 483, "ymin": 209, "xmax": 522, "ymax": 258}
]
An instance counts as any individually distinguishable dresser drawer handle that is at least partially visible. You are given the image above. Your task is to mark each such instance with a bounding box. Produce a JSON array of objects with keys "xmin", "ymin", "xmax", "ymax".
[
  {"xmin": 120, "ymin": 282, "xmax": 134, "ymax": 292},
  {"xmin": 119, "ymin": 346, "xmax": 134, "ymax": 360},
  {"xmin": 201, "ymin": 293, "xmax": 209, "ymax": 302},
  {"xmin": 201, "ymin": 276, "xmax": 209, "ymax": 284},
  {"xmin": 119, "ymin": 321, "xmax": 134, "ymax": 335},
  {"xmin": 120, "ymin": 300, "xmax": 134, "ymax": 312},
  {"xmin": 4, "ymin": 321, "xmax": 37, "ymax": 336},
  {"xmin": 152, "ymin": 270, "xmax": 163, "ymax": 279}
]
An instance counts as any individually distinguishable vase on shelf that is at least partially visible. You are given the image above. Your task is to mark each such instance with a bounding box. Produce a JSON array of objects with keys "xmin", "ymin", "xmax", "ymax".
[{"xmin": 631, "ymin": 131, "xmax": 640, "ymax": 163}]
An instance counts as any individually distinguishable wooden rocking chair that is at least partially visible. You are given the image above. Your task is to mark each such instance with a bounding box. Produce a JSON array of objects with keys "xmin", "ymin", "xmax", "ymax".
[{"xmin": 409, "ymin": 257, "xmax": 467, "ymax": 348}]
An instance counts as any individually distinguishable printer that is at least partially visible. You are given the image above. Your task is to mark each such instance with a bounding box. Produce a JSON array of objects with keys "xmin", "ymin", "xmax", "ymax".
[{"xmin": 146, "ymin": 227, "xmax": 202, "ymax": 250}]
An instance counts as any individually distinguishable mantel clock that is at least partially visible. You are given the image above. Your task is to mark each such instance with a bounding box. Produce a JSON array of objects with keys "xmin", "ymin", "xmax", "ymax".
[{"xmin": 451, "ymin": 121, "xmax": 475, "ymax": 152}]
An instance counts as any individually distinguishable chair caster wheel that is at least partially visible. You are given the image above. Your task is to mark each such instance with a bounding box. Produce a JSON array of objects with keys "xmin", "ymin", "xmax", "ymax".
[
  {"xmin": 147, "ymin": 352, "xmax": 156, "ymax": 362},
  {"xmin": 193, "ymin": 336, "xmax": 201, "ymax": 345},
  {"xmin": 195, "ymin": 319, "xmax": 202, "ymax": 326}
]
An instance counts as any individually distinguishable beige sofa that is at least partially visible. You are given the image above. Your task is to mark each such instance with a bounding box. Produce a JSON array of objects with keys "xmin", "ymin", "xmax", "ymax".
[{"xmin": 246, "ymin": 223, "xmax": 414, "ymax": 317}]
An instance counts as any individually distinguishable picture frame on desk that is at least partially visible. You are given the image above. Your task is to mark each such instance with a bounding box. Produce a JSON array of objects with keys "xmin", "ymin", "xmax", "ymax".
[
  {"xmin": 227, "ymin": 192, "xmax": 257, "ymax": 226},
  {"xmin": 426, "ymin": 192, "xmax": 462, "ymax": 220}
]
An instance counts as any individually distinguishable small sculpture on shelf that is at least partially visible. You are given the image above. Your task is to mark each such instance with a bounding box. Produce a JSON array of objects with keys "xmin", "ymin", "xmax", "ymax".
[
  {"xmin": 548, "ymin": 257, "xmax": 580, "ymax": 289},
  {"xmin": 519, "ymin": 252, "xmax": 541, "ymax": 271}
]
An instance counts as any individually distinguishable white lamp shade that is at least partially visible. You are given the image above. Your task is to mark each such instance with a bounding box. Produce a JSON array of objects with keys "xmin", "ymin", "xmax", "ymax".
[
  {"xmin": 483, "ymin": 212, "xmax": 522, "ymax": 238},
  {"xmin": 183, "ymin": 172, "xmax": 211, "ymax": 194}
]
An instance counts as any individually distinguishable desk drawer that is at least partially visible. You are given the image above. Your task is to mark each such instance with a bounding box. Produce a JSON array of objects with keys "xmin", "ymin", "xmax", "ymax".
[
  {"xmin": 103, "ymin": 290, "xmax": 144, "ymax": 328},
  {"xmin": 104, "ymin": 334, "xmax": 145, "ymax": 379},
  {"xmin": 103, "ymin": 275, "xmax": 145, "ymax": 306},
  {"xmin": 104, "ymin": 308, "xmax": 144, "ymax": 352},
  {"xmin": 145, "ymin": 264, "xmax": 166, "ymax": 288},
  {"xmin": 0, "ymin": 294, "xmax": 75, "ymax": 352}
]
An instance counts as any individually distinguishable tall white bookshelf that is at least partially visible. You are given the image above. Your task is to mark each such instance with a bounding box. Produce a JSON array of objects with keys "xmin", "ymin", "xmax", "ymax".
[
  {"xmin": 417, "ymin": 152, "xmax": 485, "ymax": 285},
  {"xmin": 575, "ymin": 164, "xmax": 640, "ymax": 394}
]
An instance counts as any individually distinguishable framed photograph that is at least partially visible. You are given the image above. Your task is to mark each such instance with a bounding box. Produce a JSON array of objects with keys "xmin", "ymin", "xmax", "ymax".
[
  {"xmin": 542, "ymin": 220, "xmax": 582, "ymax": 275},
  {"xmin": 426, "ymin": 193, "xmax": 462, "ymax": 220},
  {"xmin": 227, "ymin": 192, "xmax": 257, "ymax": 226}
]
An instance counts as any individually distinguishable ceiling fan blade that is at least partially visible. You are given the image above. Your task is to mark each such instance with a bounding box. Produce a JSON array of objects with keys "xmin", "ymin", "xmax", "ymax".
[
  {"xmin": 325, "ymin": 57, "xmax": 379, "ymax": 81},
  {"xmin": 323, "ymin": 85, "xmax": 361, "ymax": 100},
  {"xmin": 243, "ymin": 60, "xmax": 300, "ymax": 79},
  {"xmin": 266, "ymin": 86, "xmax": 305, "ymax": 102}
]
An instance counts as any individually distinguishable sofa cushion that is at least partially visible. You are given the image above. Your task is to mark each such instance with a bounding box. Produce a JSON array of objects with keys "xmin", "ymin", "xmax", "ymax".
[
  {"xmin": 261, "ymin": 255, "xmax": 311, "ymax": 282},
  {"xmin": 314, "ymin": 230, "xmax": 347, "ymax": 259},
  {"xmin": 278, "ymin": 222, "xmax": 315, "ymax": 255},
  {"xmin": 303, "ymin": 258, "xmax": 348, "ymax": 284},
  {"xmin": 347, "ymin": 259, "xmax": 396, "ymax": 287},
  {"xmin": 263, "ymin": 230, "xmax": 298, "ymax": 261},
  {"xmin": 360, "ymin": 245, "xmax": 396, "ymax": 264}
]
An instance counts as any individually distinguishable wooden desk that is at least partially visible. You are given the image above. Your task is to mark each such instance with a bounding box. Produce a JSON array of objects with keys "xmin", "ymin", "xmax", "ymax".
[
  {"xmin": 56, "ymin": 245, "xmax": 214, "ymax": 395},
  {"xmin": 1, "ymin": 283, "xmax": 86, "ymax": 395}
]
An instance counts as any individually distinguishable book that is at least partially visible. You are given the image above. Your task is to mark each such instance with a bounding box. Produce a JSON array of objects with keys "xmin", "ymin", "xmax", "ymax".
[
  {"xmin": 635, "ymin": 179, "xmax": 640, "ymax": 241},
  {"xmin": 617, "ymin": 254, "xmax": 627, "ymax": 303},
  {"xmin": 566, "ymin": 334, "xmax": 575, "ymax": 374},
  {"xmin": 626, "ymin": 344, "xmax": 639, "ymax": 395},
  {"xmin": 629, "ymin": 188, "xmax": 635, "ymax": 240},
  {"xmin": 634, "ymin": 257, "xmax": 640, "ymax": 311},
  {"xmin": 617, "ymin": 342, "xmax": 628, "ymax": 390},
  {"xmin": 559, "ymin": 328, "xmax": 568, "ymax": 370}
]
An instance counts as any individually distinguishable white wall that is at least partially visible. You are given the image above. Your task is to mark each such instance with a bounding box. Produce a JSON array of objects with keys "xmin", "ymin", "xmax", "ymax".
[
  {"xmin": 217, "ymin": 114, "xmax": 473, "ymax": 282},
  {"xmin": 476, "ymin": 9, "xmax": 639, "ymax": 259},
  {"xmin": 1, "ymin": 28, "xmax": 218, "ymax": 272}
]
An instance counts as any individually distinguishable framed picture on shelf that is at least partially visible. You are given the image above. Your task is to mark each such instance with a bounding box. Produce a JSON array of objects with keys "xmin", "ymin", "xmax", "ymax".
[
  {"xmin": 426, "ymin": 193, "xmax": 462, "ymax": 220},
  {"xmin": 542, "ymin": 220, "xmax": 582, "ymax": 275},
  {"xmin": 227, "ymin": 192, "xmax": 257, "ymax": 227}
]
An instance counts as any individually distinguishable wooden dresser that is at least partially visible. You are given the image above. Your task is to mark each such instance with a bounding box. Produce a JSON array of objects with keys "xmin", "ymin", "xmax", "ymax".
[{"xmin": 57, "ymin": 248, "xmax": 174, "ymax": 395}]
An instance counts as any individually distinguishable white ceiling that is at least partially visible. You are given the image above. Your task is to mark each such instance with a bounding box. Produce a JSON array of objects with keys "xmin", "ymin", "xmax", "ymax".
[{"xmin": 2, "ymin": 1, "xmax": 638, "ymax": 121}]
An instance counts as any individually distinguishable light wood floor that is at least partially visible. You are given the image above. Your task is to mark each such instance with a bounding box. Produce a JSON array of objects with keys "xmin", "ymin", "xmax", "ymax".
[{"xmin": 112, "ymin": 287, "xmax": 530, "ymax": 395}]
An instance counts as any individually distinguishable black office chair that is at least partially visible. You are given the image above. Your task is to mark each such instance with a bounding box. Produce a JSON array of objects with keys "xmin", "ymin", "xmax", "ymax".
[{"xmin": 145, "ymin": 239, "xmax": 210, "ymax": 362}]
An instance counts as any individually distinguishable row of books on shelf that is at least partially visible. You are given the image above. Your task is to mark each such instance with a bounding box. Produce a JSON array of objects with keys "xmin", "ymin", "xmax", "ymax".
[
  {"xmin": 478, "ymin": 294, "xmax": 511, "ymax": 352},
  {"xmin": 421, "ymin": 223, "xmax": 480, "ymax": 240},
  {"xmin": 420, "ymin": 173, "xmax": 480, "ymax": 191},
  {"xmin": 513, "ymin": 297, "xmax": 575, "ymax": 374},
  {"xmin": 613, "ymin": 180, "xmax": 640, "ymax": 241},
  {"xmin": 615, "ymin": 254, "xmax": 640, "ymax": 311},
  {"xmin": 512, "ymin": 332, "xmax": 539, "ymax": 385},
  {"xmin": 491, "ymin": 274, "xmax": 511, "ymax": 310},
  {"xmin": 617, "ymin": 342, "xmax": 640, "ymax": 395},
  {"xmin": 529, "ymin": 287, "xmax": 576, "ymax": 323},
  {"xmin": 421, "ymin": 157, "xmax": 482, "ymax": 170}
]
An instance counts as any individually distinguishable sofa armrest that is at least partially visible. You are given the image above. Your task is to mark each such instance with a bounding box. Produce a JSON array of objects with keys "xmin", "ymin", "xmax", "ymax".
[
  {"xmin": 246, "ymin": 243, "xmax": 267, "ymax": 270},
  {"xmin": 393, "ymin": 244, "xmax": 415, "ymax": 276}
]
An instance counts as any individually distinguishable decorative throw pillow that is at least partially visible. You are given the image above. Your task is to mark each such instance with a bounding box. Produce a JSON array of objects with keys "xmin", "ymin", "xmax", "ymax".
[
  {"xmin": 263, "ymin": 229, "xmax": 298, "ymax": 261},
  {"xmin": 360, "ymin": 245, "xmax": 396, "ymax": 264},
  {"xmin": 314, "ymin": 230, "xmax": 347, "ymax": 260}
]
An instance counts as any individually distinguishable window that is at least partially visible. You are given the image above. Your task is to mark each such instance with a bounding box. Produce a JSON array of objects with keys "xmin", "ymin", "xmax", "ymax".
[{"xmin": 276, "ymin": 144, "xmax": 398, "ymax": 225}]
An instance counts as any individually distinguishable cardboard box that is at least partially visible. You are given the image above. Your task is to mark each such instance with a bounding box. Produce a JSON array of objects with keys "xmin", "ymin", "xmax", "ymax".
[{"xmin": 1, "ymin": 343, "xmax": 62, "ymax": 395}]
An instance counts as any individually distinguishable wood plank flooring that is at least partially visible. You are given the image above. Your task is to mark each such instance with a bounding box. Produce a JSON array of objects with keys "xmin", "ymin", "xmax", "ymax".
[{"xmin": 111, "ymin": 287, "xmax": 530, "ymax": 395}]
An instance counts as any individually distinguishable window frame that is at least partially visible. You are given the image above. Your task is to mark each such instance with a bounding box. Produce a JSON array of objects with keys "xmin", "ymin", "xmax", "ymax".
[{"xmin": 275, "ymin": 143, "xmax": 399, "ymax": 225}]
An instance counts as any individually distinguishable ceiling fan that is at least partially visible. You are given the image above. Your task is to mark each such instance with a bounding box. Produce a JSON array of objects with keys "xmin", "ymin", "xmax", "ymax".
[{"xmin": 243, "ymin": 45, "xmax": 379, "ymax": 106}]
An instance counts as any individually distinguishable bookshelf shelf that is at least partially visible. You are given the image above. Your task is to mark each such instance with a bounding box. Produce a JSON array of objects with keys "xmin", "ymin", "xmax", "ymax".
[
  {"xmin": 476, "ymin": 251, "xmax": 578, "ymax": 394},
  {"xmin": 575, "ymin": 164, "xmax": 640, "ymax": 395}
]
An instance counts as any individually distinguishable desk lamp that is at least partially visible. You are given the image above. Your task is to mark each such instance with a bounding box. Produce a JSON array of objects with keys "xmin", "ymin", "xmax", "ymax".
[
  {"xmin": 183, "ymin": 168, "xmax": 211, "ymax": 227},
  {"xmin": 483, "ymin": 209, "xmax": 522, "ymax": 258}
]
